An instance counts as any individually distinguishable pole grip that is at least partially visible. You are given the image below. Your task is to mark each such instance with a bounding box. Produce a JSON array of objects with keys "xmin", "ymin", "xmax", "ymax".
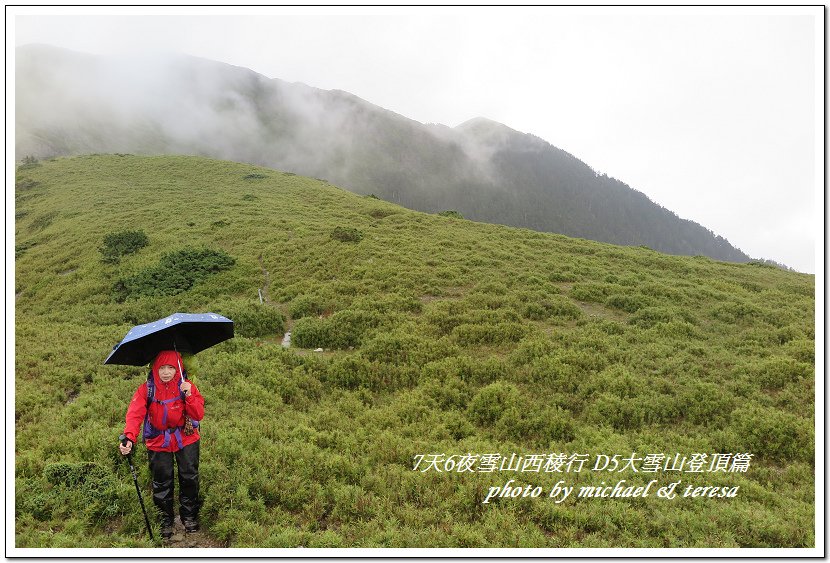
[{"xmin": 119, "ymin": 433, "xmax": 128, "ymax": 446}]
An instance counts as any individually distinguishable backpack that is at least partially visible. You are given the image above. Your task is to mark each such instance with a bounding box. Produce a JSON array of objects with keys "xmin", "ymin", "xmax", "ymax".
[{"xmin": 142, "ymin": 369, "xmax": 200, "ymax": 449}]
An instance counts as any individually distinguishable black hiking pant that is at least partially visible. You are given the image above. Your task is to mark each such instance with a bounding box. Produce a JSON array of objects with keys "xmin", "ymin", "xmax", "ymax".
[{"xmin": 147, "ymin": 440, "xmax": 200, "ymax": 522}]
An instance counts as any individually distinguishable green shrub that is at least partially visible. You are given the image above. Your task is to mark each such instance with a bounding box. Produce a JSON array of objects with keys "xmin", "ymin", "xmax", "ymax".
[
  {"xmin": 443, "ymin": 410, "xmax": 476, "ymax": 440},
  {"xmin": 100, "ymin": 229, "xmax": 149, "ymax": 264},
  {"xmin": 15, "ymin": 240, "xmax": 37, "ymax": 257},
  {"xmin": 584, "ymin": 392, "xmax": 646, "ymax": 431},
  {"xmin": 351, "ymin": 293, "xmax": 422, "ymax": 315},
  {"xmin": 423, "ymin": 300, "xmax": 470, "ymax": 335},
  {"xmin": 548, "ymin": 270, "xmax": 577, "ymax": 283},
  {"xmin": 546, "ymin": 296, "xmax": 583, "ymax": 320},
  {"xmin": 421, "ymin": 376, "xmax": 472, "ymax": 410},
  {"xmin": 18, "ymin": 155, "xmax": 40, "ymax": 170},
  {"xmin": 39, "ymin": 462, "xmax": 121, "ymax": 522},
  {"xmin": 422, "ymin": 355, "xmax": 507, "ymax": 386},
  {"xmin": 680, "ymin": 380, "xmax": 735, "ymax": 426},
  {"xmin": 324, "ymin": 355, "xmax": 416, "ymax": 391},
  {"xmin": 216, "ymin": 302, "xmax": 285, "ymax": 338},
  {"xmin": 496, "ymin": 405, "xmax": 576, "ymax": 444},
  {"xmin": 331, "ymin": 227, "xmax": 364, "ymax": 243},
  {"xmin": 361, "ymin": 331, "xmax": 458, "ymax": 366},
  {"xmin": 570, "ymin": 282, "xmax": 612, "ymax": 303},
  {"xmin": 580, "ymin": 365, "xmax": 647, "ymax": 400},
  {"xmin": 712, "ymin": 301, "xmax": 762, "ymax": 324},
  {"xmin": 289, "ymin": 295, "xmax": 334, "ymax": 319},
  {"xmin": 243, "ymin": 173, "xmax": 268, "ymax": 180},
  {"xmin": 452, "ymin": 322, "xmax": 529, "ymax": 346},
  {"xmin": 29, "ymin": 211, "xmax": 58, "ymax": 232},
  {"xmin": 783, "ymin": 339, "xmax": 814, "ymax": 364},
  {"xmin": 292, "ymin": 309, "xmax": 382, "ymax": 349},
  {"xmin": 113, "ymin": 247, "xmax": 235, "ymax": 301},
  {"xmin": 753, "ymin": 357, "xmax": 812, "ymax": 390},
  {"xmin": 730, "ymin": 405, "xmax": 813, "ymax": 462},
  {"xmin": 467, "ymin": 382, "xmax": 521, "ymax": 426},
  {"xmin": 16, "ymin": 177, "xmax": 41, "ymax": 191},
  {"xmin": 509, "ymin": 336, "xmax": 560, "ymax": 366},
  {"xmin": 438, "ymin": 210, "xmax": 464, "ymax": 219},
  {"xmin": 628, "ymin": 307, "xmax": 671, "ymax": 328},
  {"xmin": 525, "ymin": 355, "xmax": 580, "ymax": 392},
  {"xmin": 44, "ymin": 462, "xmax": 107, "ymax": 487},
  {"xmin": 605, "ymin": 293, "xmax": 651, "ymax": 313},
  {"xmin": 325, "ymin": 355, "xmax": 376, "ymax": 390}
]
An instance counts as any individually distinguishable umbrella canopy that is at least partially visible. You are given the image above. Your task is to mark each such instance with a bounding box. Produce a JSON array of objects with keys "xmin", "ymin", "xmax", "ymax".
[{"xmin": 105, "ymin": 312, "xmax": 234, "ymax": 366}]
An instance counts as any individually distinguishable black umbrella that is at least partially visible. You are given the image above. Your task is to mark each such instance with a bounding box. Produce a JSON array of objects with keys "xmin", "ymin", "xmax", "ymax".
[{"xmin": 104, "ymin": 312, "xmax": 234, "ymax": 366}]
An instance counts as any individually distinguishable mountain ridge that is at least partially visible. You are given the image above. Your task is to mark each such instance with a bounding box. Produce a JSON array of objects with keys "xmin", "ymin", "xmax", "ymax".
[{"xmin": 16, "ymin": 43, "xmax": 750, "ymax": 263}]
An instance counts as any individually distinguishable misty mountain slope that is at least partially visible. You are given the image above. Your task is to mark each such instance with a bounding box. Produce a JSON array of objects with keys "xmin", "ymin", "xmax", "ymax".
[
  {"xmin": 16, "ymin": 44, "xmax": 748, "ymax": 262},
  {"xmin": 14, "ymin": 155, "xmax": 814, "ymax": 547}
]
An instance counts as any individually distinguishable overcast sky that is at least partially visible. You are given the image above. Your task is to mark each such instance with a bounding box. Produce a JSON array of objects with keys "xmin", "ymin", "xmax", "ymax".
[{"xmin": 11, "ymin": 6, "xmax": 821, "ymax": 273}]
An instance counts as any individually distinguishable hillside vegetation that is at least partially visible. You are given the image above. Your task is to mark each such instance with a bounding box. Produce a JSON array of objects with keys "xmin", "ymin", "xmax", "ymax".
[
  {"xmin": 17, "ymin": 44, "xmax": 748, "ymax": 262},
  {"xmin": 15, "ymin": 155, "xmax": 814, "ymax": 548}
]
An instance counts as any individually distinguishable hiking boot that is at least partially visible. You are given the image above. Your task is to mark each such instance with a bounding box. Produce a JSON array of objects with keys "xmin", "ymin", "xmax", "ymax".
[
  {"xmin": 182, "ymin": 517, "xmax": 199, "ymax": 533},
  {"xmin": 160, "ymin": 515, "xmax": 175, "ymax": 539}
]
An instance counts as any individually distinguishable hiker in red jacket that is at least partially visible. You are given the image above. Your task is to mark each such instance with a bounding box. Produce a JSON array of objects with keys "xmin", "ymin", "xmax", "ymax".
[{"xmin": 119, "ymin": 350, "xmax": 204, "ymax": 538}]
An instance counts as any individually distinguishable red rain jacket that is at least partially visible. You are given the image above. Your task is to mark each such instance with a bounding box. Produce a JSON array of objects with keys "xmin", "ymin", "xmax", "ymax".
[{"xmin": 123, "ymin": 350, "xmax": 204, "ymax": 452}]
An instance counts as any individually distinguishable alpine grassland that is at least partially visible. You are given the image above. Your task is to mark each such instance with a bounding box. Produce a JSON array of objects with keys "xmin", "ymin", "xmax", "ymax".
[{"xmin": 14, "ymin": 155, "xmax": 815, "ymax": 548}]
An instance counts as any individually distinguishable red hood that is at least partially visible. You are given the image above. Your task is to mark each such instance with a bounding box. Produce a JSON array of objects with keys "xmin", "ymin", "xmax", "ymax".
[{"xmin": 152, "ymin": 350, "xmax": 184, "ymax": 389}]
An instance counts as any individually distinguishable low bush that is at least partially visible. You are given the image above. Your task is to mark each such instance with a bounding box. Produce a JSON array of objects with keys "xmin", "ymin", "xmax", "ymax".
[
  {"xmin": 216, "ymin": 302, "xmax": 285, "ymax": 338},
  {"xmin": 711, "ymin": 301, "xmax": 762, "ymax": 324},
  {"xmin": 422, "ymin": 355, "xmax": 507, "ymax": 386},
  {"xmin": 730, "ymin": 405, "xmax": 813, "ymax": 462},
  {"xmin": 28, "ymin": 211, "xmax": 59, "ymax": 232},
  {"xmin": 43, "ymin": 461, "xmax": 108, "ymax": 488},
  {"xmin": 112, "ymin": 248, "xmax": 235, "ymax": 301},
  {"xmin": 361, "ymin": 331, "xmax": 459, "ymax": 366},
  {"xmin": 421, "ymin": 376, "xmax": 472, "ymax": 410},
  {"xmin": 18, "ymin": 155, "xmax": 40, "ymax": 170},
  {"xmin": 331, "ymin": 227, "xmax": 364, "ymax": 243},
  {"xmin": 467, "ymin": 382, "xmax": 522, "ymax": 426},
  {"xmin": 291, "ymin": 309, "xmax": 383, "ymax": 349},
  {"xmin": 100, "ymin": 229, "xmax": 149, "ymax": 264},
  {"xmin": 509, "ymin": 336, "xmax": 561, "ymax": 366},
  {"xmin": 679, "ymin": 380, "xmax": 735, "ymax": 426},
  {"xmin": 452, "ymin": 322, "xmax": 529, "ymax": 347},
  {"xmin": 628, "ymin": 307, "xmax": 672, "ymax": 328},
  {"xmin": 15, "ymin": 240, "xmax": 37, "ymax": 257},
  {"xmin": 570, "ymin": 282, "xmax": 612, "ymax": 303},
  {"xmin": 752, "ymin": 357, "xmax": 812, "ymax": 390},
  {"xmin": 584, "ymin": 392, "xmax": 646, "ymax": 431},
  {"xmin": 605, "ymin": 293, "xmax": 651, "ymax": 313},
  {"xmin": 524, "ymin": 355, "xmax": 580, "ymax": 392},
  {"xmin": 496, "ymin": 405, "xmax": 576, "ymax": 444},
  {"xmin": 289, "ymin": 295, "xmax": 336, "ymax": 319},
  {"xmin": 324, "ymin": 355, "xmax": 416, "ymax": 392}
]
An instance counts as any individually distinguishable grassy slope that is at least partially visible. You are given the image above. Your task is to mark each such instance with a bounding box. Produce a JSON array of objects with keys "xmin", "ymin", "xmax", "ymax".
[{"xmin": 14, "ymin": 155, "xmax": 815, "ymax": 548}]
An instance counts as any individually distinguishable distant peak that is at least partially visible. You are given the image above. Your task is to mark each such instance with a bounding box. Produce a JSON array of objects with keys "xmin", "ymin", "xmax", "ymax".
[{"xmin": 455, "ymin": 116, "xmax": 510, "ymax": 130}]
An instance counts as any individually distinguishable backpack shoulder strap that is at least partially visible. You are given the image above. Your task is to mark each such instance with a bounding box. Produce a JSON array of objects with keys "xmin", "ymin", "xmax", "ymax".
[{"xmin": 146, "ymin": 370, "xmax": 155, "ymax": 408}]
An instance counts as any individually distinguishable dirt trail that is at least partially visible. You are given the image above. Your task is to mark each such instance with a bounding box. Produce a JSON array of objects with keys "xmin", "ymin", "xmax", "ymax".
[
  {"xmin": 162, "ymin": 516, "xmax": 224, "ymax": 548},
  {"xmin": 259, "ymin": 253, "xmax": 295, "ymax": 339}
]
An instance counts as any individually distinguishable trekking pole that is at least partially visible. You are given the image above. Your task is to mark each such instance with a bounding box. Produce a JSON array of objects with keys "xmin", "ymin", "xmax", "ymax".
[{"xmin": 120, "ymin": 434, "xmax": 155, "ymax": 541}]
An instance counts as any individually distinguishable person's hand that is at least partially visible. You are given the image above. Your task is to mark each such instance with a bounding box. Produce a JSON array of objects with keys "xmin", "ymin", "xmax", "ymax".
[
  {"xmin": 181, "ymin": 381, "xmax": 192, "ymax": 397},
  {"xmin": 119, "ymin": 439, "xmax": 133, "ymax": 456}
]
